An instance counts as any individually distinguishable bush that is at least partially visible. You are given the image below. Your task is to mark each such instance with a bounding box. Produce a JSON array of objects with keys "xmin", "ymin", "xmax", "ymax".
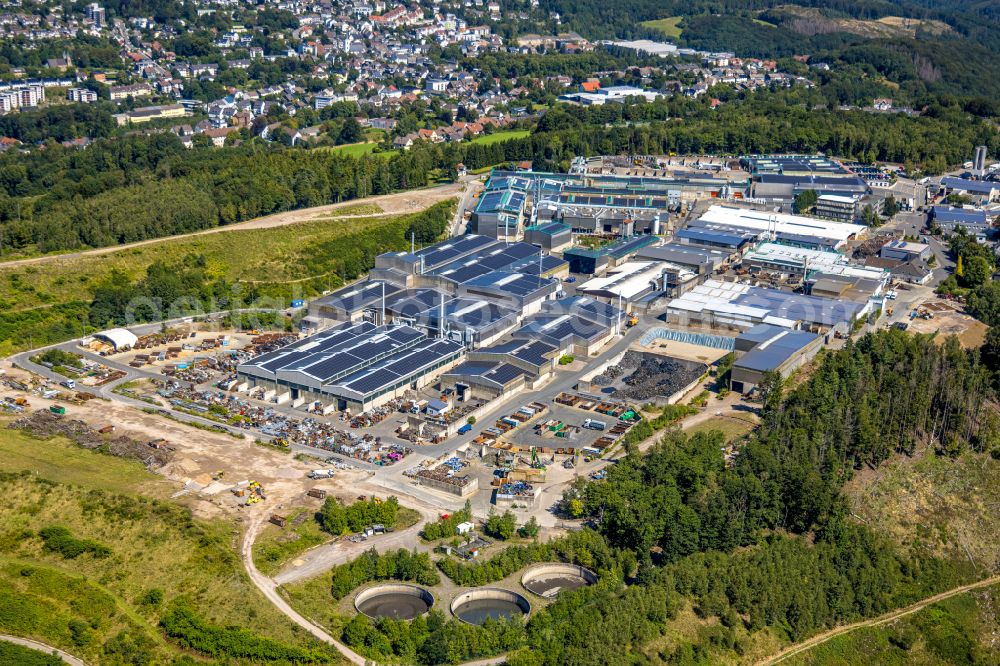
[
  {"xmin": 160, "ymin": 601, "xmax": 320, "ymax": 662},
  {"xmin": 317, "ymin": 496, "xmax": 399, "ymax": 535},
  {"xmin": 38, "ymin": 526, "xmax": 111, "ymax": 559},
  {"xmin": 421, "ymin": 502, "xmax": 472, "ymax": 541},
  {"xmin": 329, "ymin": 548, "xmax": 440, "ymax": 599}
]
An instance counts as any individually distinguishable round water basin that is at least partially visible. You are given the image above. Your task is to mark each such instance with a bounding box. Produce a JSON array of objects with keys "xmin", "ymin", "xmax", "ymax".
[
  {"xmin": 355, "ymin": 584, "xmax": 434, "ymax": 621},
  {"xmin": 450, "ymin": 588, "xmax": 530, "ymax": 625},
  {"xmin": 521, "ymin": 563, "xmax": 597, "ymax": 599}
]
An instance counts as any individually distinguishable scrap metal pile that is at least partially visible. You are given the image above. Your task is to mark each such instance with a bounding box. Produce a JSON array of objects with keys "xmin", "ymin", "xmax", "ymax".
[
  {"xmin": 598, "ymin": 352, "xmax": 705, "ymax": 402},
  {"xmin": 9, "ymin": 410, "xmax": 173, "ymax": 468},
  {"xmin": 155, "ymin": 381, "xmax": 412, "ymax": 465}
]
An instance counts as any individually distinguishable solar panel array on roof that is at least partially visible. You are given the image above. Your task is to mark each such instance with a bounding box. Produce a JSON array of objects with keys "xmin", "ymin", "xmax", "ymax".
[
  {"xmin": 543, "ymin": 296, "xmax": 621, "ymax": 327},
  {"xmin": 385, "ymin": 289, "xmax": 446, "ymax": 319},
  {"xmin": 313, "ymin": 281, "xmax": 402, "ymax": 314},
  {"xmin": 475, "ymin": 338, "xmax": 557, "ymax": 367},
  {"xmin": 338, "ymin": 338, "xmax": 464, "ymax": 397},
  {"xmin": 510, "ymin": 340, "xmax": 557, "ymax": 366},
  {"xmin": 460, "ymin": 271, "xmax": 553, "ymax": 298},
  {"xmin": 412, "ymin": 235, "xmax": 496, "ymax": 271}
]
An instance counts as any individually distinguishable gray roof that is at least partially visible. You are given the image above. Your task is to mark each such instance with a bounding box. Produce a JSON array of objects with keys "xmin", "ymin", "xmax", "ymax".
[{"xmin": 735, "ymin": 325, "xmax": 819, "ymax": 372}]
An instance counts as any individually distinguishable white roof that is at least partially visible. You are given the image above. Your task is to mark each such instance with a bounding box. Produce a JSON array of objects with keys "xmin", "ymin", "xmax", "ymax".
[
  {"xmin": 579, "ymin": 261, "xmax": 681, "ymax": 300},
  {"xmin": 699, "ymin": 205, "xmax": 865, "ymax": 244},
  {"xmin": 817, "ymin": 194, "xmax": 859, "ymax": 204},
  {"xmin": 95, "ymin": 327, "xmax": 138, "ymax": 350}
]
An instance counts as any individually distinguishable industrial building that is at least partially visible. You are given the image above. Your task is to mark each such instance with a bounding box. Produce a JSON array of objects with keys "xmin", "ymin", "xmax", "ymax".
[
  {"xmin": 513, "ymin": 296, "xmax": 623, "ymax": 356},
  {"xmin": 814, "ymin": 194, "xmax": 859, "ymax": 222},
  {"xmin": 635, "ymin": 243, "xmax": 730, "ymax": 277},
  {"xmin": 666, "ymin": 279, "xmax": 868, "ymax": 332},
  {"xmin": 729, "ymin": 324, "xmax": 823, "ymax": 393},
  {"xmin": 563, "ymin": 235, "xmax": 659, "ymax": 274},
  {"xmin": 743, "ymin": 243, "xmax": 888, "ymax": 284},
  {"xmin": 675, "ymin": 223, "xmax": 759, "ymax": 256},
  {"xmin": 939, "ymin": 177, "xmax": 1000, "ymax": 205},
  {"xmin": 471, "ymin": 169, "xmax": 751, "ymax": 240},
  {"xmin": 236, "ymin": 322, "xmax": 465, "ymax": 413},
  {"xmin": 745, "ymin": 155, "xmax": 851, "ymax": 175},
  {"xmin": 244, "ymin": 235, "xmax": 627, "ymax": 415},
  {"xmin": 751, "ymin": 173, "xmax": 869, "ymax": 202},
  {"xmin": 696, "ymin": 205, "xmax": 866, "ymax": 250},
  {"xmin": 524, "ymin": 221, "xmax": 573, "ymax": 251},
  {"xmin": 577, "ymin": 261, "xmax": 689, "ymax": 306},
  {"xmin": 931, "ymin": 206, "xmax": 992, "ymax": 239}
]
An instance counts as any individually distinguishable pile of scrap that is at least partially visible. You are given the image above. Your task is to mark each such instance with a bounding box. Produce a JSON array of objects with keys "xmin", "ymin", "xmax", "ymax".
[{"xmin": 9, "ymin": 410, "xmax": 173, "ymax": 468}]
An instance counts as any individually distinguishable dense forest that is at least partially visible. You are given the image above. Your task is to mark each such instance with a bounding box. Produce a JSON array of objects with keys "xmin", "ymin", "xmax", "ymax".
[{"xmin": 334, "ymin": 330, "xmax": 997, "ymax": 665}]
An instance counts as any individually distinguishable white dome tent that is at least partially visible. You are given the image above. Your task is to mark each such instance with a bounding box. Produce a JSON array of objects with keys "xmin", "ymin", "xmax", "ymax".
[{"xmin": 93, "ymin": 328, "xmax": 138, "ymax": 351}]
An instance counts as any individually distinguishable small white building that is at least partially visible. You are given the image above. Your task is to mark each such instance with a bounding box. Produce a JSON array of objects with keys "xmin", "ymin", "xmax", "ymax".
[
  {"xmin": 456, "ymin": 521, "xmax": 475, "ymax": 535},
  {"xmin": 426, "ymin": 399, "xmax": 452, "ymax": 416}
]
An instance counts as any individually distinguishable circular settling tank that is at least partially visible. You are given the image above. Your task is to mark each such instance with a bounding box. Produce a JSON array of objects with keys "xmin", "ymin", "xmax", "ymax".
[
  {"xmin": 355, "ymin": 584, "xmax": 434, "ymax": 621},
  {"xmin": 450, "ymin": 588, "xmax": 531, "ymax": 625},
  {"xmin": 521, "ymin": 563, "xmax": 598, "ymax": 599}
]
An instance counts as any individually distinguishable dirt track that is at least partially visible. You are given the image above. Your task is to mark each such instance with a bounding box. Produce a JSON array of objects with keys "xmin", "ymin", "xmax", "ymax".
[
  {"xmin": 0, "ymin": 181, "xmax": 466, "ymax": 270},
  {"xmin": 760, "ymin": 574, "xmax": 1000, "ymax": 665}
]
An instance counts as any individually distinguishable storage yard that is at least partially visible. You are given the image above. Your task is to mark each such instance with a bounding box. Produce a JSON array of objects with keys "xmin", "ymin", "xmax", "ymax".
[{"xmin": 588, "ymin": 351, "xmax": 706, "ymax": 403}]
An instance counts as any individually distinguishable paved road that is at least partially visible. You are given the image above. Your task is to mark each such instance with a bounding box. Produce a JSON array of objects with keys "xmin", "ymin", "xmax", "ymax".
[
  {"xmin": 240, "ymin": 519, "xmax": 369, "ymax": 666},
  {"xmin": 0, "ymin": 634, "xmax": 86, "ymax": 666},
  {"xmin": 451, "ymin": 177, "xmax": 484, "ymax": 237},
  {"xmin": 273, "ymin": 502, "xmax": 439, "ymax": 585}
]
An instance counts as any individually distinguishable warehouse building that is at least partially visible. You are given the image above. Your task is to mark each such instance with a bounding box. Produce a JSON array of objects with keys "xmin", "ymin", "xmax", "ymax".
[
  {"xmin": 729, "ymin": 324, "xmax": 822, "ymax": 393},
  {"xmin": 931, "ymin": 205, "xmax": 992, "ymax": 239},
  {"xmin": 743, "ymin": 243, "xmax": 888, "ymax": 284},
  {"xmin": 577, "ymin": 261, "xmax": 688, "ymax": 306},
  {"xmin": 675, "ymin": 223, "xmax": 759, "ymax": 256},
  {"xmin": 636, "ymin": 243, "xmax": 729, "ymax": 276},
  {"xmin": 563, "ymin": 235, "xmax": 659, "ymax": 274},
  {"xmin": 696, "ymin": 205, "xmax": 865, "ymax": 250},
  {"xmin": 236, "ymin": 322, "xmax": 464, "ymax": 413},
  {"xmin": 752, "ymin": 173, "xmax": 869, "ymax": 202},
  {"xmin": 939, "ymin": 177, "xmax": 1000, "ymax": 205},
  {"xmin": 524, "ymin": 221, "xmax": 573, "ymax": 251},
  {"xmin": 666, "ymin": 279, "xmax": 867, "ymax": 332},
  {"xmin": 880, "ymin": 240, "xmax": 931, "ymax": 263}
]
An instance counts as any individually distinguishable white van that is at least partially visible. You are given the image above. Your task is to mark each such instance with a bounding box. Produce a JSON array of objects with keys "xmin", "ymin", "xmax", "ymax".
[{"xmin": 60, "ymin": 379, "xmax": 76, "ymax": 390}]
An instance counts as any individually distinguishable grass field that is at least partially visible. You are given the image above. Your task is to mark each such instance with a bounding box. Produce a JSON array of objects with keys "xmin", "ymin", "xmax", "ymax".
[
  {"xmin": 318, "ymin": 142, "xmax": 397, "ymax": 159},
  {"xmin": 281, "ymin": 570, "xmax": 350, "ymax": 634},
  {"xmin": 0, "ymin": 200, "xmax": 450, "ymax": 352},
  {"xmin": 469, "ymin": 130, "xmax": 530, "ymax": 146},
  {"xmin": 684, "ymin": 416, "xmax": 757, "ymax": 443},
  {"xmin": 787, "ymin": 584, "xmax": 1000, "ymax": 665},
  {"xmin": 640, "ymin": 16, "xmax": 683, "ymax": 39},
  {"xmin": 0, "ymin": 421, "xmax": 175, "ymax": 496},
  {"xmin": 0, "ymin": 426, "xmax": 341, "ymax": 663},
  {"xmin": 0, "ymin": 212, "xmax": 396, "ymax": 312}
]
